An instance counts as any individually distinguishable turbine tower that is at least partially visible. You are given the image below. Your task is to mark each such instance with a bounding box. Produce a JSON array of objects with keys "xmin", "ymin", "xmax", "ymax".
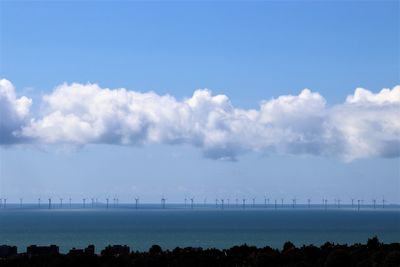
[
  {"xmin": 38, "ymin": 198, "xmax": 41, "ymax": 208},
  {"xmin": 242, "ymin": 198, "xmax": 246, "ymax": 209},
  {"xmin": 161, "ymin": 196, "xmax": 166, "ymax": 209},
  {"xmin": 184, "ymin": 197, "xmax": 187, "ymax": 208},
  {"xmin": 135, "ymin": 197, "xmax": 139, "ymax": 209},
  {"xmin": 221, "ymin": 199, "xmax": 224, "ymax": 209},
  {"xmin": 372, "ymin": 199, "xmax": 376, "ymax": 209},
  {"xmin": 48, "ymin": 198, "xmax": 51, "ymax": 209},
  {"xmin": 274, "ymin": 199, "xmax": 277, "ymax": 210},
  {"xmin": 382, "ymin": 197, "xmax": 386, "ymax": 209},
  {"xmin": 357, "ymin": 199, "xmax": 361, "ymax": 211},
  {"xmin": 83, "ymin": 198, "xmax": 86, "ymax": 208},
  {"xmin": 190, "ymin": 197, "xmax": 194, "ymax": 209},
  {"xmin": 69, "ymin": 197, "xmax": 72, "ymax": 208},
  {"xmin": 60, "ymin": 198, "xmax": 63, "ymax": 208},
  {"xmin": 307, "ymin": 198, "xmax": 311, "ymax": 208},
  {"xmin": 106, "ymin": 198, "xmax": 109, "ymax": 209},
  {"xmin": 292, "ymin": 198, "xmax": 296, "ymax": 209},
  {"xmin": 20, "ymin": 198, "xmax": 23, "ymax": 208},
  {"xmin": 252, "ymin": 198, "xmax": 256, "ymax": 208}
]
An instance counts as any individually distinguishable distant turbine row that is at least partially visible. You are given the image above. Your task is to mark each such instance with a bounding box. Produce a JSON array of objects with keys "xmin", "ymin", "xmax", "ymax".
[{"xmin": 0, "ymin": 196, "xmax": 388, "ymax": 211}]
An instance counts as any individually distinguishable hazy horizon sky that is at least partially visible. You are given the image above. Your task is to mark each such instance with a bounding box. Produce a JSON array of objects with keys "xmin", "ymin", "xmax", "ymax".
[{"xmin": 0, "ymin": 1, "xmax": 399, "ymax": 203}]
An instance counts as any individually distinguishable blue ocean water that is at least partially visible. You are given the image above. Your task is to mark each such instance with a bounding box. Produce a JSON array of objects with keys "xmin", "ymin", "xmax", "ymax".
[{"xmin": 0, "ymin": 205, "xmax": 399, "ymax": 253}]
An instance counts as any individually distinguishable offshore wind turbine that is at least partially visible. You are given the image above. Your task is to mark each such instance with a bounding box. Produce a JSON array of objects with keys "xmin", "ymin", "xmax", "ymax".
[
  {"xmin": 38, "ymin": 198, "xmax": 41, "ymax": 208},
  {"xmin": 235, "ymin": 198, "xmax": 239, "ymax": 208},
  {"xmin": 252, "ymin": 198, "xmax": 256, "ymax": 208},
  {"xmin": 292, "ymin": 198, "xmax": 296, "ymax": 209},
  {"xmin": 48, "ymin": 198, "xmax": 51, "ymax": 209},
  {"xmin": 83, "ymin": 198, "xmax": 86, "ymax": 208},
  {"xmin": 242, "ymin": 198, "xmax": 246, "ymax": 209},
  {"xmin": 60, "ymin": 198, "xmax": 63, "ymax": 208},
  {"xmin": 69, "ymin": 197, "xmax": 72, "ymax": 208},
  {"xmin": 20, "ymin": 198, "xmax": 23, "ymax": 208},
  {"xmin": 106, "ymin": 198, "xmax": 109, "ymax": 209},
  {"xmin": 307, "ymin": 198, "xmax": 311, "ymax": 208},
  {"xmin": 357, "ymin": 199, "xmax": 361, "ymax": 211},
  {"xmin": 351, "ymin": 198, "xmax": 354, "ymax": 209},
  {"xmin": 274, "ymin": 199, "xmax": 277, "ymax": 210},
  {"xmin": 372, "ymin": 199, "xmax": 376, "ymax": 209},
  {"xmin": 281, "ymin": 198, "xmax": 284, "ymax": 208},
  {"xmin": 135, "ymin": 197, "xmax": 139, "ymax": 209},
  {"xmin": 221, "ymin": 199, "xmax": 224, "ymax": 209},
  {"xmin": 382, "ymin": 197, "xmax": 386, "ymax": 208},
  {"xmin": 190, "ymin": 197, "xmax": 194, "ymax": 209},
  {"xmin": 227, "ymin": 198, "xmax": 230, "ymax": 208},
  {"xmin": 161, "ymin": 196, "xmax": 166, "ymax": 209},
  {"xmin": 184, "ymin": 197, "xmax": 187, "ymax": 208}
]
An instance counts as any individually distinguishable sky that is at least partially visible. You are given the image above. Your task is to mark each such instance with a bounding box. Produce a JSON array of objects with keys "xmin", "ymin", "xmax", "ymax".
[{"xmin": 0, "ymin": 0, "xmax": 399, "ymax": 204}]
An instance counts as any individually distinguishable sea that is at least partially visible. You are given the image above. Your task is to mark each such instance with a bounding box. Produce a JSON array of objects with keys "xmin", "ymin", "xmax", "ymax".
[{"xmin": 0, "ymin": 204, "xmax": 399, "ymax": 253}]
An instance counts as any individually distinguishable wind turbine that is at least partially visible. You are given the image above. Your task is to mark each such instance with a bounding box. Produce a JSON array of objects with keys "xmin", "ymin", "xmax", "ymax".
[
  {"xmin": 161, "ymin": 196, "xmax": 166, "ymax": 209},
  {"xmin": 357, "ymin": 199, "xmax": 361, "ymax": 211},
  {"xmin": 337, "ymin": 199, "xmax": 341, "ymax": 209},
  {"xmin": 69, "ymin": 197, "xmax": 72, "ymax": 208},
  {"xmin": 38, "ymin": 198, "xmax": 41, "ymax": 208},
  {"xmin": 83, "ymin": 198, "xmax": 86, "ymax": 208},
  {"xmin": 135, "ymin": 197, "xmax": 139, "ymax": 209},
  {"xmin": 215, "ymin": 198, "xmax": 218, "ymax": 208},
  {"xmin": 48, "ymin": 198, "xmax": 51, "ymax": 209},
  {"xmin": 252, "ymin": 198, "xmax": 256, "ymax": 208},
  {"xmin": 274, "ymin": 199, "xmax": 277, "ymax": 210},
  {"xmin": 184, "ymin": 197, "xmax": 187, "ymax": 208},
  {"xmin": 292, "ymin": 198, "xmax": 296, "ymax": 209},
  {"xmin": 281, "ymin": 198, "xmax": 284, "ymax": 208},
  {"xmin": 235, "ymin": 198, "xmax": 239, "ymax": 208},
  {"xmin": 351, "ymin": 199, "xmax": 354, "ymax": 209},
  {"xmin": 60, "ymin": 198, "xmax": 63, "ymax": 208},
  {"xmin": 0, "ymin": 198, "xmax": 2, "ymax": 208},
  {"xmin": 190, "ymin": 197, "xmax": 194, "ymax": 209},
  {"xmin": 307, "ymin": 198, "xmax": 311, "ymax": 208},
  {"xmin": 3, "ymin": 198, "xmax": 6, "ymax": 208},
  {"xmin": 242, "ymin": 198, "xmax": 246, "ymax": 209},
  {"xmin": 372, "ymin": 199, "xmax": 376, "ymax": 209},
  {"xmin": 382, "ymin": 197, "xmax": 386, "ymax": 209},
  {"xmin": 106, "ymin": 198, "xmax": 109, "ymax": 209},
  {"xmin": 221, "ymin": 199, "xmax": 224, "ymax": 209},
  {"xmin": 227, "ymin": 198, "xmax": 230, "ymax": 208},
  {"xmin": 91, "ymin": 198, "xmax": 95, "ymax": 208},
  {"xmin": 20, "ymin": 198, "xmax": 23, "ymax": 208}
]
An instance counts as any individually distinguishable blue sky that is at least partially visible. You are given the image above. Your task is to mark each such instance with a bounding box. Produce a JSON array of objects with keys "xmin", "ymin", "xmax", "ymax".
[{"xmin": 0, "ymin": 0, "xmax": 399, "ymax": 203}]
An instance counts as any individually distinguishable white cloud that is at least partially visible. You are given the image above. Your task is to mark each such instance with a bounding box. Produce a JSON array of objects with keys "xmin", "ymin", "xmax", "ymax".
[
  {"xmin": 0, "ymin": 79, "xmax": 32, "ymax": 144},
  {"xmin": 1, "ymin": 79, "xmax": 399, "ymax": 160}
]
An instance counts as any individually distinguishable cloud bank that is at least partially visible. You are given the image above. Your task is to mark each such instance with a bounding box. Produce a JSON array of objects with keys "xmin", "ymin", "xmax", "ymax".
[{"xmin": 1, "ymin": 78, "xmax": 399, "ymax": 160}]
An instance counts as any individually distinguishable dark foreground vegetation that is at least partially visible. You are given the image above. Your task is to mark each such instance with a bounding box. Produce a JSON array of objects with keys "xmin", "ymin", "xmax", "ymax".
[{"xmin": 1, "ymin": 237, "xmax": 399, "ymax": 267}]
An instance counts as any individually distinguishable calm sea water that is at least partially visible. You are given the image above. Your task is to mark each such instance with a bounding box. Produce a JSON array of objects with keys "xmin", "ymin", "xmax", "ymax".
[{"xmin": 0, "ymin": 205, "xmax": 399, "ymax": 253}]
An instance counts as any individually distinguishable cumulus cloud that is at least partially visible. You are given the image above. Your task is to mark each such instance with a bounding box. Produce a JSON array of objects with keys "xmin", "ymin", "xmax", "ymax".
[
  {"xmin": 1, "ymin": 78, "xmax": 399, "ymax": 161},
  {"xmin": 0, "ymin": 79, "xmax": 32, "ymax": 144}
]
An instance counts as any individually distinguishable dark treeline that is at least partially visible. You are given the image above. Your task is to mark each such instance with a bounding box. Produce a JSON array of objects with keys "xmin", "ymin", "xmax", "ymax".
[{"xmin": 1, "ymin": 237, "xmax": 399, "ymax": 267}]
